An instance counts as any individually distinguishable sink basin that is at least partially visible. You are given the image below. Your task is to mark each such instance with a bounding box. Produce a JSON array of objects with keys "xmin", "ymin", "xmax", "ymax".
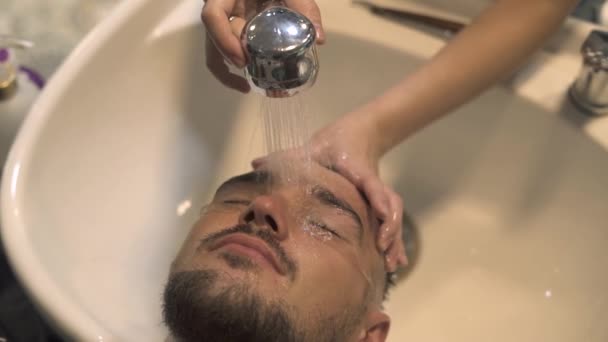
[{"xmin": 2, "ymin": 0, "xmax": 608, "ymax": 340}]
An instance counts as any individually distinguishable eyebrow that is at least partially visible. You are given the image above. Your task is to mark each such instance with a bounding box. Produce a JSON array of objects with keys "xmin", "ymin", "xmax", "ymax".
[
  {"xmin": 311, "ymin": 185, "xmax": 363, "ymax": 240},
  {"xmin": 215, "ymin": 170, "xmax": 272, "ymax": 193}
]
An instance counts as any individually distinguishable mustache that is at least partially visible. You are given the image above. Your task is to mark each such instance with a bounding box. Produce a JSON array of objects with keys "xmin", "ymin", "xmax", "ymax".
[{"xmin": 198, "ymin": 224, "xmax": 298, "ymax": 279}]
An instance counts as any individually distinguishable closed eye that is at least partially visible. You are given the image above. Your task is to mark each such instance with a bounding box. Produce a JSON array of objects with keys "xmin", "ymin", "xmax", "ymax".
[
  {"xmin": 222, "ymin": 199, "xmax": 251, "ymax": 206},
  {"xmin": 309, "ymin": 220, "xmax": 344, "ymax": 240}
]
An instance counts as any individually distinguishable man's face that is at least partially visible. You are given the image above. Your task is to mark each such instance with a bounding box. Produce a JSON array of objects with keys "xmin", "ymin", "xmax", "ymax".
[{"xmin": 163, "ymin": 162, "xmax": 389, "ymax": 342}]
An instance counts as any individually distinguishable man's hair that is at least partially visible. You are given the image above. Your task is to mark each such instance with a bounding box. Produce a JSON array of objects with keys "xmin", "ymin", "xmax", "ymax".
[{"xmin": 384, "ymin": 272, "xmax": 396, "ymax": 301}]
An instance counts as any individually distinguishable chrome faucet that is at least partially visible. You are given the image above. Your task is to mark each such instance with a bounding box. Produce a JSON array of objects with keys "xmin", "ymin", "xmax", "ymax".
[
  {"xmin": 241, "ymin": 6, "xmax": 319, "ymax": 98},
  {"xmin": 569, "ymin": 30, "xmax": 608, "ymax": 116}
]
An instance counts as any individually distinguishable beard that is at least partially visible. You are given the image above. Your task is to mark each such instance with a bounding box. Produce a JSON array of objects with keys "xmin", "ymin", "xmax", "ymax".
[{"xmin": 162, "ymin": 269, "xmax": 366, "ymax": 342}]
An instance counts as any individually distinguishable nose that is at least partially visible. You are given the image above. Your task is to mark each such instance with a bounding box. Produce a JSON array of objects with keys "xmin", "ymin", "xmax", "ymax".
[{"xmin": 239, "ymin": 195, "xmax": 289, "ymax": 240}]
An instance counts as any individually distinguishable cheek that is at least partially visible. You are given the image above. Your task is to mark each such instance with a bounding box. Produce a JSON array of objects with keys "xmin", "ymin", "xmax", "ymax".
[
  {"xmin": 195, "ymin": 209, "xmax": 241, "ymax": 235},
  {"xmin": 292, "ymin": 227, "xmax": 371, "ymax": 282},
  {"xmin": 172, "ymin": 209, "xmax": 241, "ymax": 271},
  {"xmin": 289, "ymin": 238, "xmax": 370, "ymax": 309}
]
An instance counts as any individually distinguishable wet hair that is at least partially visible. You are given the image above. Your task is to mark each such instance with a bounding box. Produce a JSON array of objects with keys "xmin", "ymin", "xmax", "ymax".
[{"xmin": 383, "ymin": 272, "xmax": 396, "ymax": 301}]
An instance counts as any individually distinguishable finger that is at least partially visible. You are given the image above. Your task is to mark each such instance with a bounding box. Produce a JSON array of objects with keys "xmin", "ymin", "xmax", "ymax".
[
  {"xmin": 332, "ymin": 160, "xmax": 390, "ymax": 221},
  {"xmin": 384, "ymin": 224, "xmax": 404, "ymax": 271},
  {"xmin": 397, "ymin": 239, "xmax": 408, "ymax": 267},
  {"xmin": 384, "ymin": 240, "xmax": 398, "ymax": 273},
  {"xmin": 385, "ymin": 236, "xmax": 407, "ymax": 272},
  {"xmin": 381, "ymin": 188, "xmax": 407, "ymax": 271},
  {"xmin": 384, "ymin": 237, "xmax": 407, "ymax": 272},
  {"xmin": 229, "ymin": 15, "xmax": 247, "ymax": 40},
  {"xmin": 201, "ymin": 0, "xmax": 247, "ymax": 67},
  {"xmin": 378, "ymin": 187, "xmax": 404, "ymax": 251},
  {"xmin": 283, "ymin": 0, "xmax": 325, "ymax": 44},
  {"xmin": 361, "ymin": 177, "xmax": 392, "ymax": 223},
  {"xmin": 252, "ymin": 156, "xmax": 268, "ymax": 169},
  {"xmin": 205, "ymin": 35, "xmax": 251, "ymax": 92}
]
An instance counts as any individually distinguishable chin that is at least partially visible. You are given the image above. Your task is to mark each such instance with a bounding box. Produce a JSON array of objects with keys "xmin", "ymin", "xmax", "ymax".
[{"xmin": 217, "ymin": 266, "xmax": 289, "ymax": 299}]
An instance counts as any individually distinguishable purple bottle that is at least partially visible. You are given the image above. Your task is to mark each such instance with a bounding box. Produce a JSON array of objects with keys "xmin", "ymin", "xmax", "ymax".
[{"xmin": 0, "ymin": 39, "xmax": 45, "ymax": 170}]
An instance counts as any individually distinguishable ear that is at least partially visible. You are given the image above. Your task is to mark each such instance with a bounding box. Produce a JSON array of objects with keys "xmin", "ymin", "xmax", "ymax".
[{"xmin": 357, "ymin": 310, "xmax": 390, "ymax": 342}]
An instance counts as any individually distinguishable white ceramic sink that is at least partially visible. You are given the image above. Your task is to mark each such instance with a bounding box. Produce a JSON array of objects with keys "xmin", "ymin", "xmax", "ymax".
[{"xmin": 2, "ymin": 0, "xmax": 608, "ymax": 341}]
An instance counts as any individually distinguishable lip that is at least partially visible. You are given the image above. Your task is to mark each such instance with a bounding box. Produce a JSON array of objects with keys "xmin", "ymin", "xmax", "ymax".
[{"xmin": 211, "ymin": 233, "xmax": 286, "ymax": 276}]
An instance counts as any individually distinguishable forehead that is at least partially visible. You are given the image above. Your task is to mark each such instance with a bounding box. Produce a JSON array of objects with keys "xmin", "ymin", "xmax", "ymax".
[
  {"xmin": 216, "ymin": 170, "xmax": 272, "ymax": 191},
  {"xmin": 217, "ymin": 165, "xmax": 364, "ymax": 200}
]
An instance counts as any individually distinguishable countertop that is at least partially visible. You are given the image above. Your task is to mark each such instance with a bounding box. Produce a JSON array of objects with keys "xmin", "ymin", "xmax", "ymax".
[{"xmin": 1, "ymin": 0, "xmax": 120, "ymax": 79}]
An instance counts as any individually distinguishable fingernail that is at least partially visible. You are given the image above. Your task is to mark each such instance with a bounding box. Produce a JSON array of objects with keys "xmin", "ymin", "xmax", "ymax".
[
  {"xmin": 384, "ymin": 254, "xmax": 393, "ymax": 269},
  {"xmin": 379, "ymin": 238, "xmax": 389, "ymax": 252},
  {"xmin": 379, "ymin": 226, "xmax": 391, "ymax": 247},
  {"xmin": 401, "ymin": 255, "xmax": 409, "ymax": 267},
  {"xmin": 398, "ymin": 252, "xmax": 408, "ymax": 267},
  {"xmin": 385, "ymin": 259, "xmax": 397, "ymax": 273},
  {"xmin": 377, "ymin": 233, "xmax": 387, "ymax": 251},
  {"xmin": 316, "ymin": 31, "xmax": 323, "ymax": 43},
  {"xmin": 314, "ymin": 26, "xmax": 325, "ymax": 43},
  {"xmin": 252, "ymin": 157, "xmax": 266, "ymax": 168}
]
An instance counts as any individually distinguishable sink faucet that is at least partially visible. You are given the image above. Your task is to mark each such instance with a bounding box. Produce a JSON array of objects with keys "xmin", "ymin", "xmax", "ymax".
[
  {"xmin": 241, "ymin": 5, "xmax": 319, "ymax": 98},
  {"xmin": 569, "ymin": 30, "xmax": 608, "ymax": 116}
]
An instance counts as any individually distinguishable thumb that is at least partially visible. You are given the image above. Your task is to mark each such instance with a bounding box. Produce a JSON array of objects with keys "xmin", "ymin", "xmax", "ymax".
[{"xmin": 251, "ymin": 156, "xmax": 268, "ymax": 169}]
